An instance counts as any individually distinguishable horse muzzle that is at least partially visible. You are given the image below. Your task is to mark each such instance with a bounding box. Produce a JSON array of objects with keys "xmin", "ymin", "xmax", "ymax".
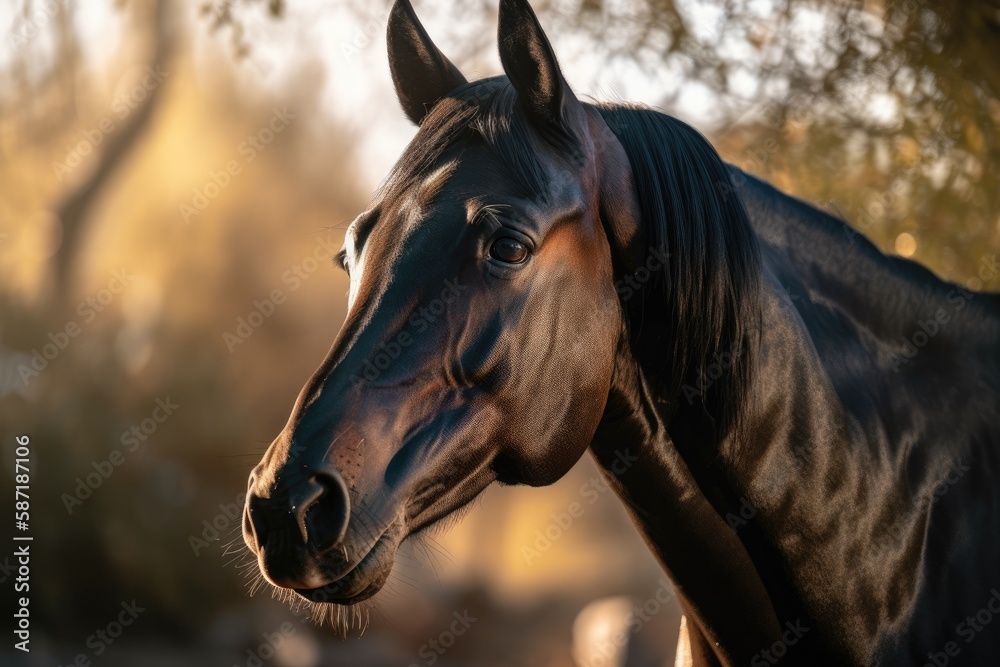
[{"xmin": 243, "ymin": 464, "xmax": 352, "ymax": 589}]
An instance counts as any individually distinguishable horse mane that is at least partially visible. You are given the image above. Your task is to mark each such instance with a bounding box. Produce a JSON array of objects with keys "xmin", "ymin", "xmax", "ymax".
[
  {"xmin": 381, "ymin": 79, "xmax": 763, "ymax": 442},
  {"xmin": 595, "ymin": 103, "xmax": 763, "ymax": 441}
]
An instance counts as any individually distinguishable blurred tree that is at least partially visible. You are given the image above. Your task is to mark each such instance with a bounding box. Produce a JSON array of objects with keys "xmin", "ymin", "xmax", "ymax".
[
  {"xmin": 52, "ymin": 0, "xmax": 175, "ymax": 295},
  {"xmin": 0, "ymin": 0, "xmax": 360, "ymax": 644},
  {"xmin": 555, "ymin": 0, "xmax": 1000, "ymax": 286},
  {"xmin": 1, "ymin": 0, "xmax": 177, "ymax": 298}
]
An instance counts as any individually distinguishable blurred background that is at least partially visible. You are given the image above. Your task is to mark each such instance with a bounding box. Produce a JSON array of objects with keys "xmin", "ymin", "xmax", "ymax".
[{"xmin": 0, "ymin": 0, "xmax": 997, "ymax": 665}]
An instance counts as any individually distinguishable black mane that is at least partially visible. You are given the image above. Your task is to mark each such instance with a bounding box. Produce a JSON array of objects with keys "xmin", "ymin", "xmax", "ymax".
[{"xmin": 595, "ymin": 104, "xmax": 763, "ymax": 441}]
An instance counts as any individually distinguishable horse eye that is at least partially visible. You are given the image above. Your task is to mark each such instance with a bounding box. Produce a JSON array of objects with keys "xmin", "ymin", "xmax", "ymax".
[{"xmin": 489, "ymin": 237, "xmax": 529, "ymax": 264}]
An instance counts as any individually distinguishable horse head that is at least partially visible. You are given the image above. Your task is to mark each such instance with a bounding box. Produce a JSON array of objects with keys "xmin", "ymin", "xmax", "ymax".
[{"xmin": 243, "ymin": 0, "xmax": 640, "ymax": 611}]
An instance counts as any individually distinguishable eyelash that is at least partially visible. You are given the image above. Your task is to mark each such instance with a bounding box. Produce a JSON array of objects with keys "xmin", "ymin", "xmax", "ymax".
[
  {"xmin": 335, "ymin": 250, "xmax": 350, "ymax": 273},
  {"xmin": 473, "ymin": 204, "xmax": 511, "ymax": 232}
]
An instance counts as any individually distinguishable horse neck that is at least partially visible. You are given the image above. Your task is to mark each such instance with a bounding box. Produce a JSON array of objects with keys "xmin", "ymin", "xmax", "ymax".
[
  {"xmin": 592, "ymin": 176, "xmax": 998, "ymax": 663},
  {"xmin": 588, "ymin": 323, "xmax": 791, "ymax": 664},
  {"xmin": 588, "ymin": 258, "xmax": 868, "ymax": 663}
]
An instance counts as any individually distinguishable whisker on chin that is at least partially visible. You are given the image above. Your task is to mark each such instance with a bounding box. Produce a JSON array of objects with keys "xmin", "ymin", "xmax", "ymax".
[
  {"xmin": 421, "ymin": 534, "xmax": 458, "ymax": 567},
  {"xmin": 238, "ymin": 465, "xmax": 473, "ymax": 637},
  {"xmin": 408, "ymin": 536, "xmax": 446, "ymax": 582},
  {"xmin": 241, "ymin": 553, "xmax": 380, "ymax": 637},
  {"xmin": 221, "ymin": 539, "xmax": 245, "ymax": 555}
]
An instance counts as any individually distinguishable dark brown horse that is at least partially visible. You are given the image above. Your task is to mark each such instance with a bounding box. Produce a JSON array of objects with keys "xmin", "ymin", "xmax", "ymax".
[{"xmin": 242, "ymin": 0, "xmax": 1000, "ymax": 664}]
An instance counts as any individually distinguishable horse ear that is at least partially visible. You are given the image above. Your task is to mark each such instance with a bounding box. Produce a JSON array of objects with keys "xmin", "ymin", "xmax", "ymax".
[
  {"xmin": 387, "ymin": 0, "xmax": 467, "ymax": 125},
  {"xmin": 497, "ymin": 0, "xmax": 578, "ymax": 129}
]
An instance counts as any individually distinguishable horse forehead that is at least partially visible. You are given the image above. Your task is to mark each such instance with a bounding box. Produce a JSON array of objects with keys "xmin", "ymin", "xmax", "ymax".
[
  {"xmin": 527, "ymin": 163, "xmax": 587, "ymax": 216},
  {"xmin": 369, "ymin": 146, "xmax": 585, "ymax": 244}
]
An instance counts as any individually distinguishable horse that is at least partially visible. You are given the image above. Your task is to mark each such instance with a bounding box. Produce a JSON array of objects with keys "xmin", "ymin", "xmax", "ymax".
[{"xmin": 241, "ymin": 0, "xmax": 1000, "ymax": 664}]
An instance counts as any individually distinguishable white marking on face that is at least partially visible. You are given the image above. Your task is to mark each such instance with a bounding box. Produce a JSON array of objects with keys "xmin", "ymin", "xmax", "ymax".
[{"xmin": 343, "ymin": 216, "xmax": 364, "ymax": 309}]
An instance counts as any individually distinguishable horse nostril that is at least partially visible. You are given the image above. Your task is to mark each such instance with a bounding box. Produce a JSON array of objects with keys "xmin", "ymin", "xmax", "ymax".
[
  {"xmin": 245, "ymin": 496, "xmax": 268, "ymax": 551},
  {"xmin": 296, "ymin": 469, "xmax": 351, "ymax": 552}
]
